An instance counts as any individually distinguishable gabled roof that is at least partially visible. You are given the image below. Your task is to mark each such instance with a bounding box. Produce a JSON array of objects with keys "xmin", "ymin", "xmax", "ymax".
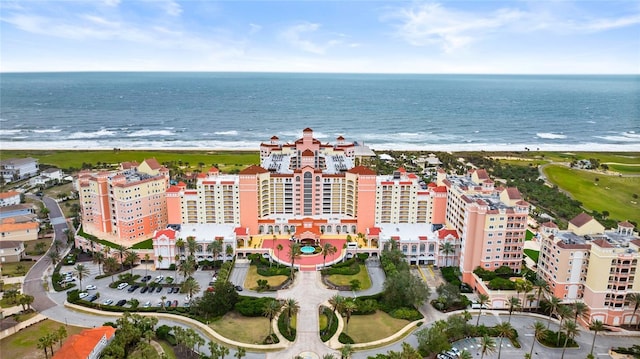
[
  {"xmin": 505, "ymin": 187, "xmax": 522, "ymax": 200},
  {"xmin": 303, "ymin": 127, "xmax": 313, "ymax": 132},
  {"xmin": 438, "ymin": 229, "xmax": 459, "ymax": 239},
  {"xmin": 166, "ymin": 186, "xmax": 182, "ymax": 193},
  {"xmin": 301, "ymin": 149, "xmax": 314, "ymax": 157},
  {"xmin": 234, "ymin": 227, "xmax": 248, "ymax": 235},
  {"xmin": 239, "ymin": 165, "xmax": 268, "ymax": 175},
  {"xmin": 569, "ymin": 213, "xmax": 594, "ymax": 227},
  {"xmin": 541, "ymin": 221, "xmax": 558, "ymax": 228},
  {"xmin": 52, "ymin": 326, "xmax": 116, "ymax": 359},
  {"xmin": 0, "ymin": 191, "xmax": 20, "ymax": 199},
  {"xmin": 155, "ymin": 228, "xmax": 177, "ymax": 240},
  {"xmin": 208, "ymin": 167, "xmax": 219, "ymax": 173},
  {"xmin": 143, "ymin": 158, "xmax": 162, "ymax": 170},
  {"xmin": 368, "ymin": 227, "xmax": 381, "ymax": 236},
  {"xmin": 347, "ymin": 166, "xmax": 376, "ymax": 175},
  {"xmin": 591, "ymin": 238, "xmax": 612, "ymax": 248},
  {"xmin": 619, "ymin": 221, "xmax": 634, "ymax": 228},
  {"xmin": 121, "ymin": 161, "xmax": 139, "ymax": 170}
]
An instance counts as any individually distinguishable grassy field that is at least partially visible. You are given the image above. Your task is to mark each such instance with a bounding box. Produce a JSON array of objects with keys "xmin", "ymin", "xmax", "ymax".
[
  {"xmin": 543, "ymin": 165, "xmax": 640, "ymax": 224},
  {"xmin": 158, "ymin": 340, "xmax": 177, "ymax": 359},
  {"xmin": 0, "ymin": 150, "xmax": 260, "ymax": 172},
  {"xmin": 0, "ymin": 319, "xmax": 85, "ymax": 359},
  {"xmin": 327, "ymin": 264, "xmax": 372, "ymax": 290},
  {"xmin": 535, "ymin": 152, "xmax": 640, "ymax": 164},
  {"xmin": 0, "ymin": 261, "xmax": 36, "ymax": 277},
  {"xmin": 606, "ymin": 163, "xmax": 640, "ymax": 175},
  {"xmin": 209, "ymin": 311, "xmax": 270, "ymax": 344},
  {"xmin": 244, "ymin": 265, "xmax": 288, "ymax": 290},
  {"xmin": 345, "ymin": 310, "xmax": 410, "ymax": 343}
]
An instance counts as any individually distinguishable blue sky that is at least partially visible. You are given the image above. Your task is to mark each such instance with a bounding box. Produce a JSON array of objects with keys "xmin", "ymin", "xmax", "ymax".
[{"xmin": 1, "ymin": 1, "xmax": 639, "ymax": 73}]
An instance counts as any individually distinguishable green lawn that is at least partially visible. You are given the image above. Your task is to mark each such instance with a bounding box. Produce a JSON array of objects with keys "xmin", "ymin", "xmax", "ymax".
[
  {"xmin": 327, "ymin": 265, "xmax": 372, "ymax": 290},
  {"xmin": 525, "ymin": 229, "xmax": 535, "ymax": 241},
  {"xmin": 0, "ymin": 319, "xmax": 85, "ymax": 359},
  {"xmin": 209, "ymin": 311, "xmax": 271, "ymax": 344},
  {"xmin": 158, "ymin": 340, "xmax": 177, "ymax": 359},
  {"xmin": 244, "ymin": 265, "xmax": 288, "ymax": 290},
  {"xmin": 524, "ymin": 249, "xmax": 540, "ymax": 263},
  {"xmin": 543, "ymin": 165, "xmax": 640, "ymax": 224},
  {"xmin": 606, "ymin": 163, "xmax": 640, "ymax": 175},
  {"xmin": 0, "ymin": 261, "xmax": 36, "ymax": 277},
  {"xmin": 344, "ymin": 310, "xmax": 410, "ymax": 343}
]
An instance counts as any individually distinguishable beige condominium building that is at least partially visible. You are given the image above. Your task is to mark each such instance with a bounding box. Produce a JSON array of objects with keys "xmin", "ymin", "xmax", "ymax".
[{"xmin": 538, "ymin": 213, "xmax": 639, "ymax": 327}]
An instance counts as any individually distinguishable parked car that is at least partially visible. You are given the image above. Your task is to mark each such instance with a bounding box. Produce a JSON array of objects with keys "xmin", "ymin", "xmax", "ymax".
[
  {"xmin": 234, "ymin": 285, "xmax": 243, "ymax": 292},
  {"xmin": 155, "ymin": 286, "xmax": 162, "ymax": 293},
  {"xmin": 140, "ymin": 286, "xmax": 149, "ymax": 293},
  {"xmin": 471, "ymin": 301, "xmax": 488, "ymax": 310},
  {"xmin": 171, "ymin": 300, "xmax": 178, "ymax": 307},
  {"xmin": 127, "ymin": 285, "xmax": 139, "ymax": 293},
  {"xmin": 117, "ymin": 282, "xmax": 129, "ymax": 290},
  {"xmin": 143, "ymin": 301, "xmax": 151, "ymax": 308},
  {"xmin": 86, "ymin": 284, "xmax": 97, "ymax": 290},
  {"xmin": 141, "ymin": 275, "xmax": 152, "ymax": 282},
  {"xmin": 184, "ymin": 295, "xmax": 191, "ymax": 302},
  {"xmin": 165, "ymin": 300, "xmax": 171, "ymax": 308},
  {"xmin": 154, "ymin": 275, "xmax": 164, "ymax": 283},
  {"xmin": 103, "ymin": 299, "xmax": 114, "ymax": 305},
  {"xmin": 79, "ymin": 292, "xmax": 89, "ymax": 299},
  {"xmin": 116, "ymin": 299, "xmax": 126, "ymax": 306},
  {"xmin": 87, "ymin": 294, "xmax": 98, "ymax": 302}
]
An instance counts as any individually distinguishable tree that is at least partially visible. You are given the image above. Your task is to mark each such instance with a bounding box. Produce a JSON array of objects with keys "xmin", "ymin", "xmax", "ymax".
[
  {"xmin": 288, "ymin": 241, "xmax": 302, "ymax": 279},
  {"xmin": 459, "ymin": 350, "xmax": 473, "ymax": 359},
  {"xmin": 47, "ymin": 251, "xmax": 61, "ymax": 266},
  {"xmin": 263, "ymin": 299, "xmax": 282, "ymax": 335},
  {"xmin": 276, "ymin": 244, "xmax": 283, "ymax": 267},
  {"xmin": 322, "ymin": 242, "xmax": 337, "ymax": 268},
  {"xmin": 507, "ymin": 296, "xmax": 521, "ymax": 323},
  {"xmin": 181, "ymin": 276, "xmax": 201, "ymax": 300},
  {"xmin": 546, "ymin": 296, "xmax": 561, "ymax": 329},
  {"xmin": 207, "ymin": 240, "xmax": 223, "ymax": 267},
  {"xmin": 342, "ymin": 299, "xmax": 357, "ymax": 334},
  {"xmin": 416, "ymin": 320, "xmax": 450, "ymax": 355},
  {"xmin": 234, "ymin": 346, "xmax": 246, "ymax": 359},
  {"xmin": 476, "ymin": 293, "xmax": 490, "ymax": 326},
  {"xmin": 56, "ymin": 325, "xmax": 67, "ymax": 348},
  {"xmin": 179, "ymin": 257, "xmax": 196, "ymax": 281},
  {"xmin": 104, "ymin": 256, "xmax": 119, "ymax": 283},
  {"xmin": 439, "ymin": 241, "xmax": 456, "ymax": 267},
  {"xmin": 157, "ymin": 254, "xmax": 163, "ymax": 268},
  {"xmin": 529, "ymin": 321, "xmax": 547, "ymax": 359},
  {"xmin": 340, "ymin": 344, "xmax": 354, "ymax": 359},
  {"xmin": 93, "ymin": 251, "xmax": 105, "ymax": 275},
  {"xmin": 556, "ymin": 305, "xmax": 573, "ymax": 346},
  {"xmin": 382, "ymin": 269, "xmax": 430, "ymax": 310},
  {"xmin": 572, "ymin": 301, "xmax": 589, "ymax": 322},
  {"xmin": 18, "ymin": 294, "xmax": 34, "ymax": 311},
  {"xmin": 627, "ymin": 293, "xmax": 640, "ymax": 329},
  {"xmin": 143, "ymin": 253, "xmax": 151, "ymax": 277},
  {"xmin": 589, "ymin": 319, "xmax": 605, "ymax": 356},
  {"xmin": 38, "ymin": 335, "xmax": 51, "ymax": 359},
  {"xmin": 160, "ymin": 295, "xmax": 167, "ymax": 310},
  {"xmin": 209, "ymin": 341, "xmax": 222, "ymax": 359},
  {"xmin": 282, "ymin": 298, "xmax": 300, "ymax": 336},
  {"xmin": 124, "ymin": 250, "xmax": 138, "ymax": 275},
  {"xmin": 495, "ymin": 321, "xmax": 514, "ymax": 359},
  {"xmin": 534, "ymin": 277, "xmax": 550, "ymax": 311},
  {"xmin": 74, "ymin": 263, "xmax": 90, "ymax": 289},
  {"xmin": 479, "ymin": 335, "xmax": 497, "ymax": 359},
  {"xmin": 560, "ymin": 320, "xmax": 580, "ymax": 359},
  {"xmin": 116, "ymin": 244, "xmax": 126, "ymax": 270}
]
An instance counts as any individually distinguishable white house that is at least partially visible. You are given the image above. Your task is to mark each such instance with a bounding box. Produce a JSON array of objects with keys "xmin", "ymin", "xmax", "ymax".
[
  {"xmin": 0, "ymin": 157, "xmax": 39, "ymax": 183},
  {"xmin": 0, "ymin": 191, "xmax": 21, "ymax": 207}
]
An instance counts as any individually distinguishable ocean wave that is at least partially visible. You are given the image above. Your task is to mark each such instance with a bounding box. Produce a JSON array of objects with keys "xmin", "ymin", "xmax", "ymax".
[
  {"xmin": 126, "ymin": 130, "xmax": 175, "ymax": 137},
  {"xmin": 33, "ymin": 129, "xmax": 62, "ymax": 133},
  {"xmin": 0, "ymin": 129, "xmax": 22, "ymax": 135},
  {"xmin": 594, "ymin": 134, "xmax": 640, "ymax": 143},
  {"xmin": 214, "ymin": 130, "xmax": 238, "ymax": 136},
  {"xmin": 536, "ymin": 132, "xmax": 567, "ymax": 139},
  {"xmin": 68, "ymin": 129, "xmax": 116, "ymax": 139}
]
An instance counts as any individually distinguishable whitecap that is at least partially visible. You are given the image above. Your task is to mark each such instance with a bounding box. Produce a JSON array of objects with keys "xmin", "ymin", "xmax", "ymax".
[
  {"xmin": 214, "ymin": 130, "xmax": 238, "ymax": 136},
  {"xmin": 536, "ymin": 132, "xmax": 567, "ymax": 139},
  {"xmin": 33, "ymin": 129, "xmax": 62, "ymax": 133},
  {"xmin": 126, "ymin": 130, "xmax": 175, "ymax": 137},
  {"xmin": 593, "ymin": 135, "xmax": 640, "ymax": 143},
  {"xmin": 68, "ymin": 129, "xmax": 116, "ymax": 139},
  {"xmin": 0, "ymin": 129, "xmax": 22, "ymax": 135}
]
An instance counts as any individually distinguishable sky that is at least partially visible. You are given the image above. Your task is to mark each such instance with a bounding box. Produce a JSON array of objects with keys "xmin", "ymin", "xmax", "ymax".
[{"xmin": 1, "ymin": 0, "xmax": 639, "ymax": 74}]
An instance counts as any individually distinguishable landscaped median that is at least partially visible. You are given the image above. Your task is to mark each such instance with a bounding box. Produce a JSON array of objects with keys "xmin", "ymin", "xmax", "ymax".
[{"xmin": 64, "ymin": 301, "xmax": 288, "ymax": 352}]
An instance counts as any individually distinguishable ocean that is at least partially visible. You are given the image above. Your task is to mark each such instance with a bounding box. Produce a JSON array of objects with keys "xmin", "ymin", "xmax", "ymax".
[{"xmin": 1, "ymin": 72, "xmax": 639, "ymax": 152}]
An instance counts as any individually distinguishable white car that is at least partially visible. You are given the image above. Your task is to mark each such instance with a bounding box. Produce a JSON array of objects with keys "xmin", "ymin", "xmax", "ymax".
[
  {"xmin": 143, "ymin": 301, "xmax": 151, "ymax": 308},
  {"xmin": 185, "ymin": 295, "xmax": 191, "ymax": 302},
  {"xmin": 117, "ymin": 282, "xmax": 129, "ymax": 290},
  {"xmin": 86, "ymin": 285, "xmax": 97, "ymax": 290},
  {"xmin": 79, "ymin": 292, "xmax": 89, "ymax": 299},
  {"xmin": 103, "ymin": 299, "xmax": 114, "ymax": 305},
  {"xmin": 154, "ymin": 275, "xmax": 164, "ymax": 283}
]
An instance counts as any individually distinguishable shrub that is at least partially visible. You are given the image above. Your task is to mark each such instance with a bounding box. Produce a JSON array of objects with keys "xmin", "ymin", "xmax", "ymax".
[
  {"xmin": 339, "ymin": 332, "xmax": 354, "ymax": 344},
  {"xmin": 257, "ymin": 266, "xmax": 291, "ymax": 277},
  {"xmin": 353, "ymin": 299, "xmax": 378, "ymax": 315},
  {"xmin": 277, "ymin": 313, "xmax": 296, "ymax": 341},
  {"xmin": 440, "ymin": 267, "xmax": 462, "ymax": 287},
  {"xmin": 156, "ymin": 325, "xmax": 172, "ymax": 340},
  {"xmin": 487, "ymin": 277, "xmax": 516, "ymax": 290},
  {"xmin": 323, "ymin": 261, "xmax": 360, "ymax": 275},
  {"xmin": 235, "ymin": 297, "xmax": 277, "ymax": 317},
  {"xmin": 320, "ymin": 307, "xmax": 339, "ymax": 342},
  {"xmin": 389, "ymin": 307, "xmax": 423, "ymax": 321}
]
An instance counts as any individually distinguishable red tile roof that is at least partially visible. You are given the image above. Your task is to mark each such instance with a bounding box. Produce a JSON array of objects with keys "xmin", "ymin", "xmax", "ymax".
[
  {"xmin": 234, "ymin": 227, "xmax": 248, "ymax": 235},
  {"xmin": 347, "ymin": 166, "xmax": 376, "ymax": 175},
  {"xmin": 208, "ymin": 167, "xmax": 219, "ymax": 173},
  {"xmin": 433, "ymin": 186, "xmax": 447, "ymax": 193},
  {"xmin": 143, "ymin": 158, "xmax": 162, "ymax": 170},
  {"xmin": 541, "ymin": 221, "xmax": 558, "ymax": 228},
  {"xmin": 591, "ymin": 238, "xmax": 612, "ymax": 248},
  {"xmin": 302, "ymin": 149, "xmax": 314, "ymax": 156},
  {"xmin": 121, "ymin": 161, "xmax": 139, "ymax": 169},
  {"xmin": 303, "ymin": 127, "xmax": 313, "ymax": 132},
  {"xmin": 475, "ymin": 169, "xmax": 489, "ymax": 180},
  {"xmin": 438, "ymin": 229, "xmax": 459, "ymax": 239},
  {"xmin": 368, "ymin": 227, "xmax": 381, "ymax": 236},
  {"xmin": 337, "ymin": 135, "xmax": 345, "ymax": 140},
  {"xmin": 239, "ymin": 165, "xmax": 268, "ymax": 175},
  {"xmin": 505, "ymin": 187, "xmax": 522, "ymax": 200},
  {"xmin": 569, "ymin": 213, "xmax": 594, "ymax": 227},
  {"xmin": 619, "ymin": 221, "xmax": 634, "ymax": 228},
  {"xmin": 52, "ymin": 326, "xmax": 116, "ymax": 359},
  {"xmin": 271, "ymin": 136, "xmax": 279, "ymax": 140},
  {"xmin": 155, "ymin": 229, "xmax": 177, "ymax": 240},
  {"xmin": 0, "ymin": 191, "xmax": 20, "ymax": 200},
  {"xmin": 166, "ymin": 186, "xmax": 182, "ymax": 193}
]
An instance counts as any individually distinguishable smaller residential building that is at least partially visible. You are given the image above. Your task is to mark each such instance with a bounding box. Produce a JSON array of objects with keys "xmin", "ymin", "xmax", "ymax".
[
  {"xmin": 0, "ymin": 203, "xmax": 37, "ymax": 220},
  {"xmin": 52, "ymin": 326, "xmax": 116, "ymax": 359},
  {"xmin": 0, "ymin": 240, "xmax": 25, "ymax": 263},
  {"xmin": 0, "ymin": 191, "xmax": 21, "ymax": 207},
  {"xmin": 0, "ymin": 157, "xmax": 39, "ymax": 183},
  {"xmin": 0, "ymin": 217, "xmax": 39, "ymax": 242}
]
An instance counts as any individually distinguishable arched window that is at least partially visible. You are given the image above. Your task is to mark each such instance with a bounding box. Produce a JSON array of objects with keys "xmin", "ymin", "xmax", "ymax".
[
  {"xmin": 259, "ymin": 225, "xmax": 264, "ymax": 234},
  {"xmin": 402, "ymin": 245, "xmax": 408, "ymax": 253},
  {"xmin": 428, "ymin": 243, "xmax": 435, "ymax": 252},
  {"xmin": 327, "ymin": 225, "xmax": 332, "ymax": 233},
  {"xmin": 351, "ymin": 226, "xmax": 356, "ymax": 233},
  {"xmin": 411, "ymin": 245, "xmax": 417, "ymax": 253},
  {"xmin": 343, "ymin": 225, "xmax": 348, "ymax": 233},
  {"xmin": 268, "ymin": 225, "xmax": 273, "ymax": 234},
  {"xmin": 420, "ymin": 244, "xmax": 425, "ymax": 252}
]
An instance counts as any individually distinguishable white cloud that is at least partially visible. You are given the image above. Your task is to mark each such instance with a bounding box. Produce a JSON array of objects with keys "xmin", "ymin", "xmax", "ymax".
[
  {"xmin": 249, "ymin": 23, "xmax": 262, "ymax": 34},
  {"xmin": 103, "ymin": 0, "xmax": 120, "ymax": 7},
  {"xmin": 281, "ymin": 22, "xmax": 341, "ymax": 55},
  {"xmin": 581, "ymin": 14, "xmax": 640, "ymax": 31},
  {"xmin": 385, "ymin": 3, "xmax": 524, "ymax": 52}
]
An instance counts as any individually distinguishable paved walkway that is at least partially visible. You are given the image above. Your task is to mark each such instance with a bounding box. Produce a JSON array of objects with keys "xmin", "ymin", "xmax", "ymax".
[{"xmin": 270, "ymin": 270, "xmax": 339, "ymax": 359}]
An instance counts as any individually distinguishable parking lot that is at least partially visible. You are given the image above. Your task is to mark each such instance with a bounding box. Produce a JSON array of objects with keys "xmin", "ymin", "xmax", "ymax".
[{"xmin": 57, "ymin": 260, "xmax": 220, "ymax": 309}]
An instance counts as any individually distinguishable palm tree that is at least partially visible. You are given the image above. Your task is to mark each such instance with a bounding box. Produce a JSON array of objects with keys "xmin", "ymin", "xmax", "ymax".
[
  {"xmin": 340, "ymin": 344, "xmax": 354, "ymax": 359},
  {"xmin": 116, "ymin": 244, "xmax": 126, "ymax": 270},
  {"xmin": 288, "ymin": 242, "xmax": 302, "ymax": 279},
  {"xmin": 56, "ymin": 326, "xmax": 67, "ymax": 348},
  {"xmin": 124, "ymin": 250, "xmax": 137, "ymax": 275},
  {"xmin": 103, "ymin": 257, "xmax": 119, "ymax": 283},
  {"xmin": 92, "ymin": 251, "xmax": 105, "ymax": 275},
  {"xmin": 225, "ymin": 244, "xmax": 233, "ymax": 261},
  {"xmin": 534, "ymin": 277, "xmax": 550, "ymax": 312},
  {"xmin": 529, "ymin": 321, "xmax": 547, "ymax": 358},
  {"xmin": 174, "ymin": 254, "xmax": 180, "ymax": 277},
  {"xmin": 342, "ymin": 300, "xmax": 358, "ymax": 334},
  {"xmin": 627, "ymin": 293, "xmax": 640, "ymax": 329},
  {"xmin": 176, "ymin": 238, "xmax": 185, "ymax": 256},
  {"xmin": 234, "ymin": 346, "xmax": 246, "ymax": 359},
  {"xmin": 560, "ymin": 320, "xmax": 580, "ymax": 359},
  {"xmin": 527, "ymin": 294, "xmax": 536, "ymax": 312},
  {"xmin": 328, "ymin": 294, "xmax": 345, "ymax": 331},
  {"xmin": 507, "ymin": 296, "xmax": 521, "ymax": 323},
  {"xmin": 495, "ymin": 321, "xmax": 514, "ymax": 359},
  {"xmin": 160, "ymin": 295, "xmax": 167, "ymax": 310},
  {"xmin": 439, "ymin": 241, "xmax": 455, "ymax": 267},
  {"xmin": 479, "ymin": 335, "xmax": 496, "ymax": 359},
  {"xmin": 179, "ymin": 257, "xmax": 196, "ymax": 281},
  {"xmin": 263, "ymin": 299, "xmax": 282, "ymax": 335},
  {"xmin": 556, "ymin": 305, "xmax": 573, "ymax": 346},
  {"xmin": 47, "ymin": 251, "xmax": 61, "ymax": 266},
  {"xmin": 547, "ymin": 296, "xmax": 562, "ymax": 329},
  {"xmin": 588, "ymin": 319, "xmax": 605, "ymax": 356},
  {"xmin": 322, "ymin": 242, "xmax": 337, "ymax": 268},
  {"xmin": 73, "ymin": 263, "xmax": 90, "ymax": 289},
  {"xmin": 283, "ymin": 298, "xmax": 300, "ymax": 336},
  {"xmin": 476, "ymin": 293, "xmax": 490, "ymax": 326},
  {"xmin": 157, "ymin": 254, "xmax": 163, "ymax": 269},
  {"xmin": 459, "ymin": 350, "xmax": 472, "ymax": 359},
  {"xmin": 572, "ymin": 301, "xmax": 589, "ymax": 323},
  {"xmin": 187, "ymin": 236, "xmax": 197, "ymax": 256},
  {"xmin": 181, "ymin": 276, "xmax": 201, "ymax": 300},
  {"xmin": 207, "ymin": 240, "xmax": 223, "ymax": 267},
  {"xmin": 276, "ymin": 244, "xmax": 283, "ymax": 267},
  {"xmin": 143, "ymin": 253, "xmax": 151, "ymax": 277}
]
